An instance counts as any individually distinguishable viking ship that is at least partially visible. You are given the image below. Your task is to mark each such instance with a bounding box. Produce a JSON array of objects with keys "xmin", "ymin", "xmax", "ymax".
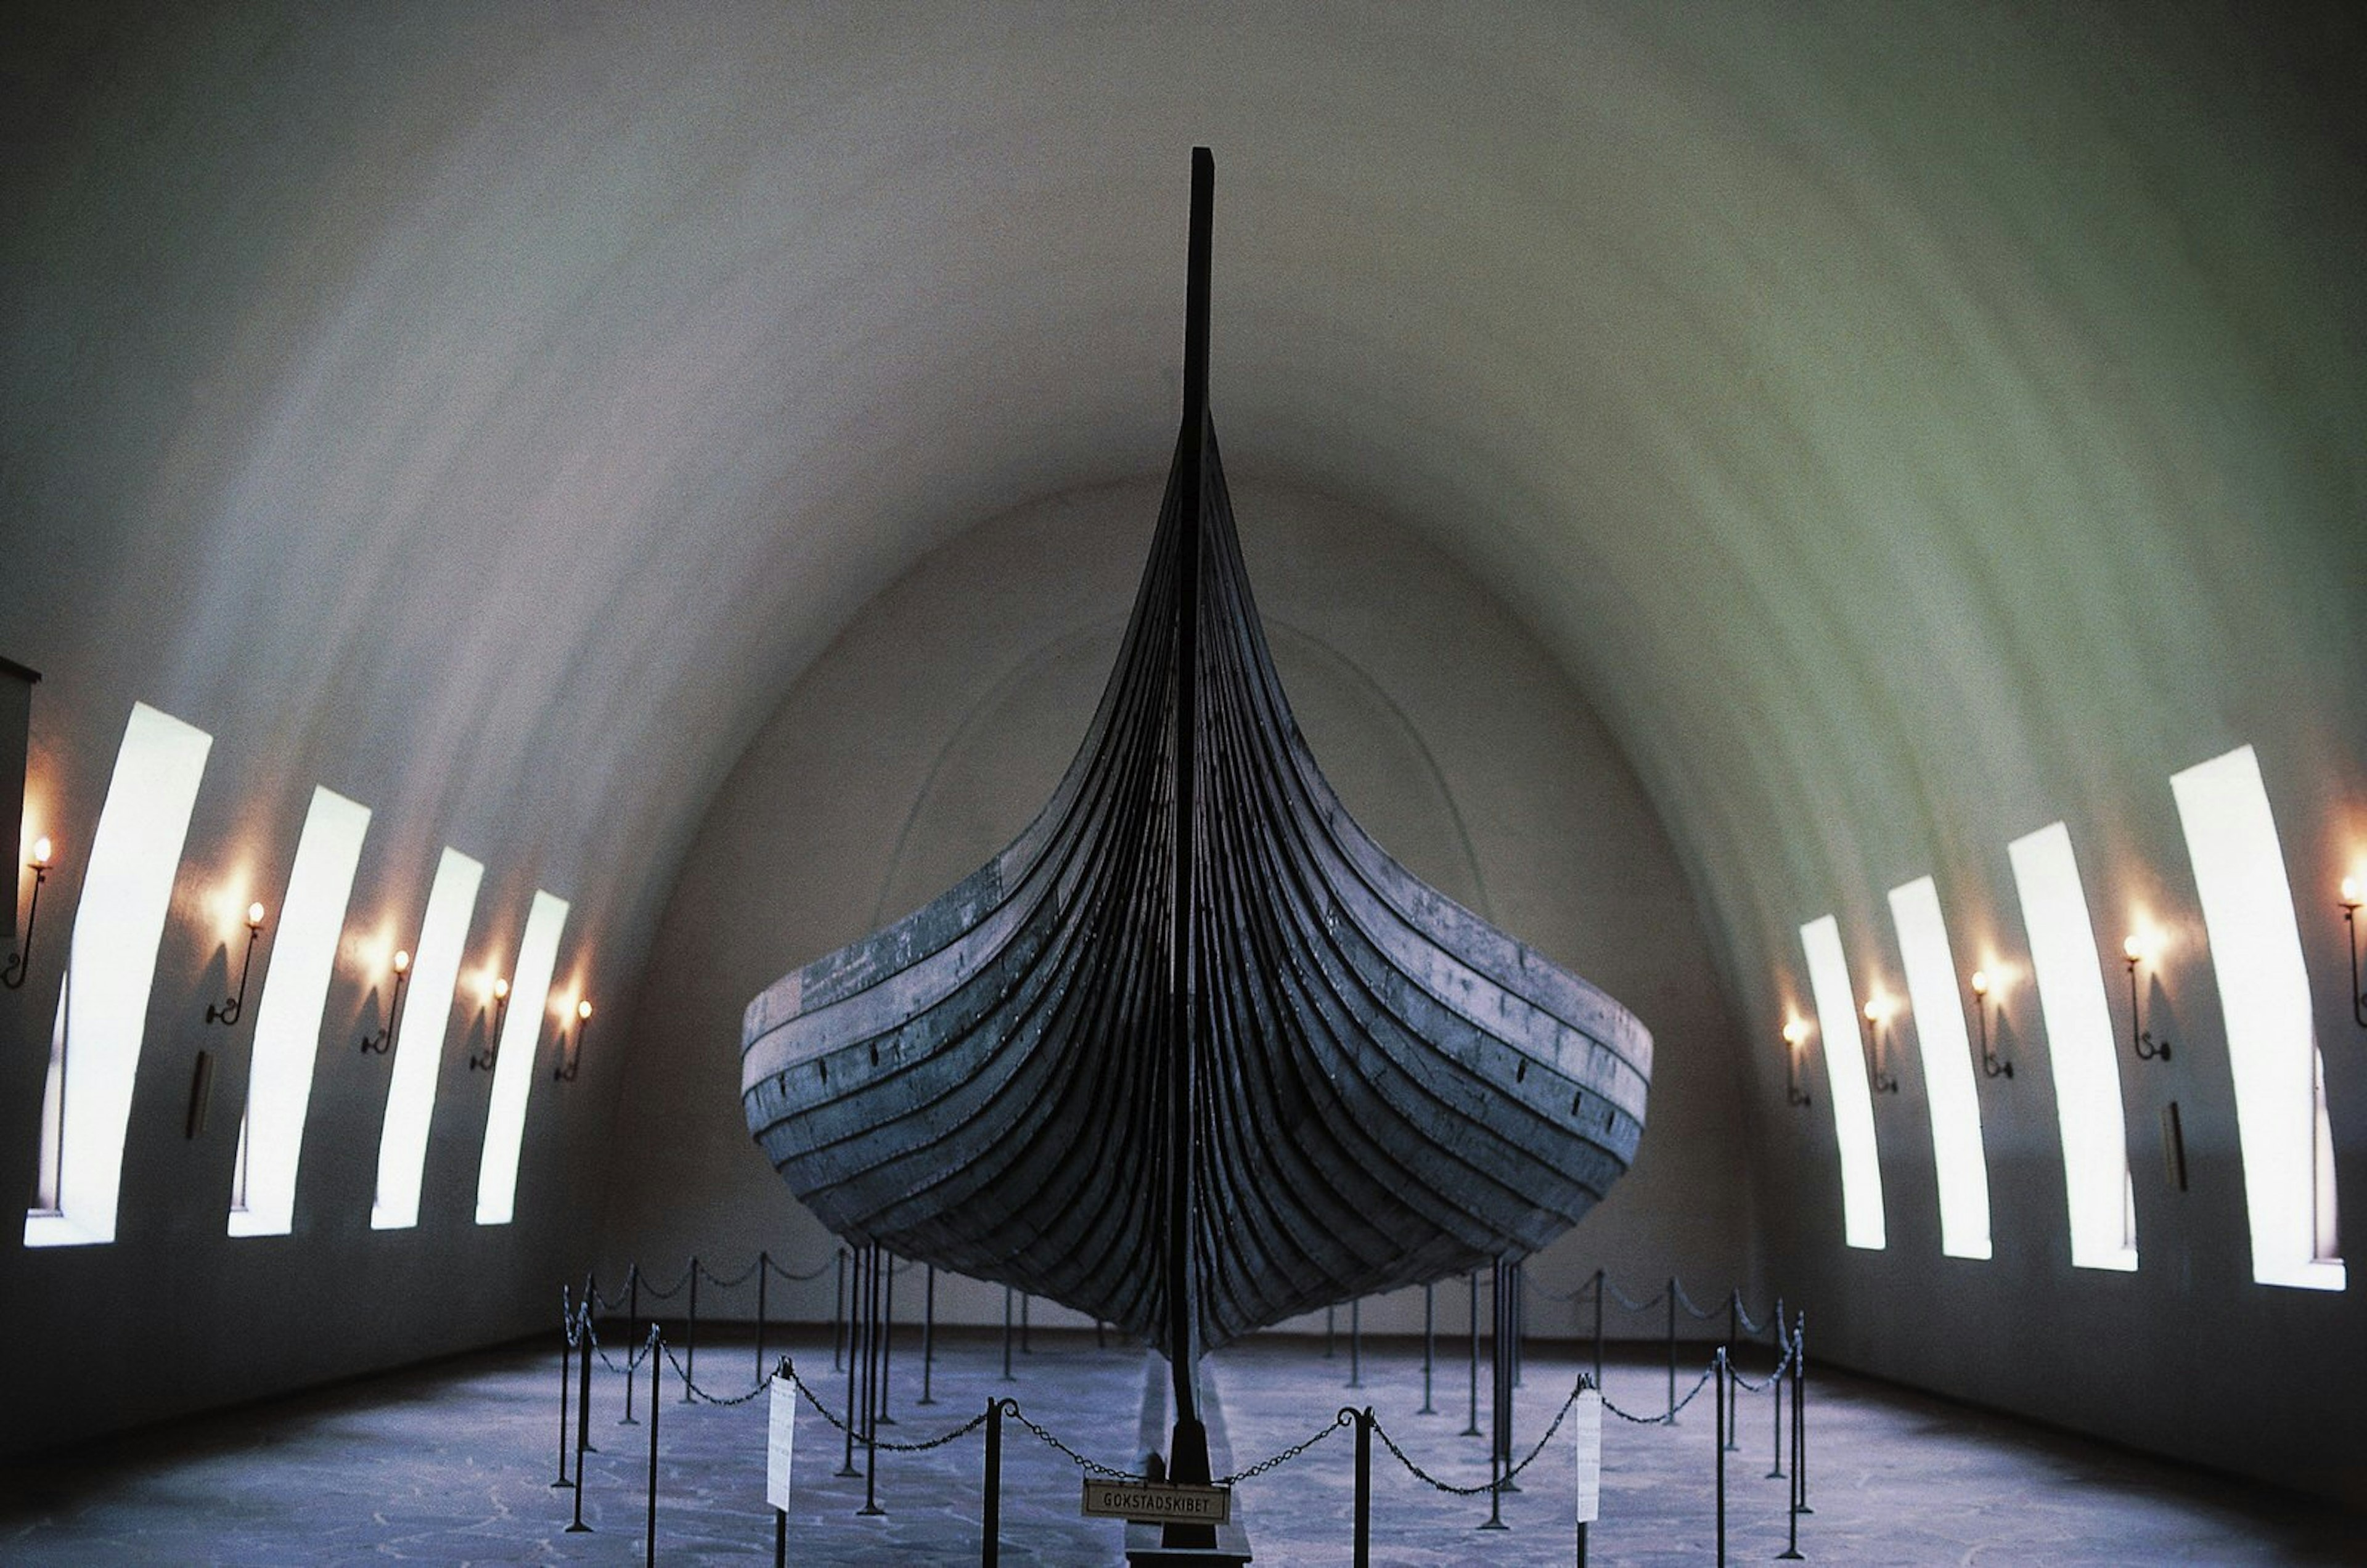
[{"xmin": 742, "ymin": 152, "xmax": 1649, "ymax": 1484}]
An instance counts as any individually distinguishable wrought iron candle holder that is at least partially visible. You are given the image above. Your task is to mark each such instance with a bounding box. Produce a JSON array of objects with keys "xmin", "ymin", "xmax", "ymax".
[
  {"xmin": 471, "ymin": 976, "xmax": 510, "ymax": 1071},
  {"xmin": 1862, "ymin": 1001, "xmax": 1899, "ymax": 1093},
  {"xmin": 2342, "ymin": 878, "xmax": 2365, "ymax": 1029},
  {"xmin": 1782, "ymin": 1021, "xmax": 1813, "ymax": 1108},
  {"xmin": 359, "ymin": 950, "xmax": 411, "ymax": 1054},
  {"xmin": 206, "ymin": 902, "xmax": 268, "ymax": 1026},
  {"xmin": 2122, "ymin": 936, "xmax": 2172, "ymax": 1061},
  {"xmin": 552, "ymin": 999, "xmax": 589, "ymax": 1082},
  {"xmin": 2, "ymin": 836, "xmax": 52, "ymax": 990},
  {"xmin": 1968, "ymin": 970, "xmax": 2013, "ymax": 1079}
]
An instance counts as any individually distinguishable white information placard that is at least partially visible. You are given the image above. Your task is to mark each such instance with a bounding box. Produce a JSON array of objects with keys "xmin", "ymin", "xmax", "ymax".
[
  {"xmin": 766, "ymin": 1373, "xmax": 798, "ymax": 1511},
  {"xmin": 1572, "ymin": 1387, "xmax": 1604, "ymax": 1524}
]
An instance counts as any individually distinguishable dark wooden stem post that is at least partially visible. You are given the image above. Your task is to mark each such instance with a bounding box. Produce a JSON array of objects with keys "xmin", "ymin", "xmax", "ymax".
[{"xmin": 1158, "ymin": 147, "xmax": 1218, "ymax": 1551}]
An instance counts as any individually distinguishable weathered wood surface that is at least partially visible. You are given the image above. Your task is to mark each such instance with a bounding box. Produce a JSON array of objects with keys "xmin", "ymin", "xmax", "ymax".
[{"xmin": 743, "ymin": 158, "xmax": 1648, "ymax": 1357}]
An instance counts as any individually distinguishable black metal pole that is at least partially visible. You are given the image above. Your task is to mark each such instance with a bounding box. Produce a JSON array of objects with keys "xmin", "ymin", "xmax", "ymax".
[
  {"xmin": 1665, "ymin": 1276, "xmax": 1678, "ymax": 1423},
  {"xmin": 1511, "ymin": 1261, "xmax": 1523, "ymax": 1389},
  {"xmin": 1592, "ymin": 1268, "xmax": 1605, "ymax": 1390},
  {"xmin": 1002, "ymin": 1284, "xmax": 1015, "ymax": 1382},
  {"xmin": 684, "ymin": 1259, "xmax": 699, "ymax": 1402},
  {"xmin": 878, "ymin": 1253, "xmax": 896, "ymax": 1424},
  {"xmin": 1780, "ymin": 1315, "xmax": 1804, "ymax": 1559},
  {"xmin": 1347, "ymin": 1298, "xmax": 1362, "ymax": 1389},
  {"xmin": 1420, "ymin": 1283, "xmax": 1435, "ymax": 1414},
  {"xmin": 981, "ymin": 1396, "xmax": 1003, "ymax": 1568},
  {"xmin": 775, "ymin": 1508, "xmax": 786, "ymax": 1568},
  {"xmin": 833, "ymin": 1247, "xmax": 847, "ymax": 1372},
  {"xmin": 919, "ymin": 1263, "xmax": 938, "ymax": 1405},
  {"xmin": 555, "ymin": 1304, "xmax": 574, "ymax": 1488},
  {"xmin": 1353, "ymin": 1405, "xmax": 1372, "ymax": 1566},
  {"xmin": 567, "ymin": 1349, "xmax": 592, "ymax": 1536},
  {"xmin": 578, "ymin": 1308, "xmax": 595, "ymax": 1456},
  {"xmin": 839, "ymin": 1248, "xmax": 863, "ymax": 1478},
  {"xmin": 1796, "ymin": 1313, "xmax": 1810, "ymax": 1516},
  {"xmin": 1715, "ymin": 1350, "xmax": 1728, "ymax": 1567},
  {"xmin": 1495, "ymin": 1258, "xmax": 1518, "ymax": 1495},
  {"xmin": 621, "ymin": 1266, "xmax": 641, "ymax": 1426},
  {"xmin": 1723, "ymin": 1289, "xmax": 1738, "ymax": 1449},
  {"xmin": 1019, "ymin": 1291, "xmax": 1031, "ymax": 1355},
  {"xmin": 1325, "ymin": 1304, "xmax": 1336, "ymax": 1360},
  {"xmin": 861, "ymin": 1243, "xmax": 885, "ymax": 1515},
  {"xmin": 644, "ymin": 1331, "xmax": 660, "ymax": 1568},
  {"xmin": 1768, "ymin": 1326, "xmax": 1786, "ymax": 1480},
  {"xmin": 1463, "ymin": 1270, "xmax": 1481, "ymax": 1437},
  {"xmin": 755, "ymin": 1251, "xmax": 769, "ymax": 1388}
]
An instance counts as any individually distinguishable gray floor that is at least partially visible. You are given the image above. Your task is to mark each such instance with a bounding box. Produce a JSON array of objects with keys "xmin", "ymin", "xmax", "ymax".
[{"xmin": 1, "ymin": 1325, "xmax": 2358, "ymax": 1565}]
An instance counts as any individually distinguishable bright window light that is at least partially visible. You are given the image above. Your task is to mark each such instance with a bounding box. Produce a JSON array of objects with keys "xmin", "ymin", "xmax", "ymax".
[
  {"xmin": 2008, "ymin": 822, "xmax": 2136, "ymax": 1272},
  {"xmin": 228, "ymin": 787, "xmax": 370, "ymax": 1238},
  {"xmin": 1801, "ymin": 915, "xmax": 1886, "ymax": 1250},
  {"xmin": 474, "ymin": 889, "xmax": 568, "ymax": 1226},
  {"xmin": 25, "ymin": 703, "xmax": 212, "ymax": 1249},
  {"xmin": 1887, "ymin": 876, "xmax": 1992, "ymax": 1260},
  {"xmin": 2170, "ymin": 745, "xmax": 2343, "ymax": 1291},
  {"xmin": 370, "ymin": 847, "xmax": 483, "ymax": 1230}
]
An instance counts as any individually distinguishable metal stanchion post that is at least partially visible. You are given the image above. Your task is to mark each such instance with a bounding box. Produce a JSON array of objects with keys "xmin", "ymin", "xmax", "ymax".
[
  {"xmin": 1347, "ymin": 1298, "xmax": 1362, "ymax": 1389},
  {"xmin": 839, "ymin": 1249, "xmax": 864, "ymax": 1478},
  {"xmin": 578, "ymin": 1312, "xmax": 596, "ymax": 1456},
  {"xmin": 621, "ymin": 1267, "xmax": 642, "ymax": 1426},
  {"xmin": 644, "ymin": 1331, "xmax": 661, "ymax": 1568},
  {"xmin": 684, "ymin": 1259, "xmax": 699, "ymax": 1402},
  {"xmin": 566, "ymin": 1341, "xmax": 593, "ymax": 1536},
  {"xmin": 1020, "ymin": 1291, "xmax": 1031, "ymax": 1354},
  {"xmin": 918, "ymin": 1263, "xmax": 938, "ymax": 1405},
  {"xmin": 878, "ymin": 1254, "xmax": 897, "ymax": 1425},
  {"xmin": 1463, "ymin": 1271, "xmax": 1481, "ymax": 1437},
  {"xmin": 1780, "ymin": 1314, "xmax": 1804, "ymax": 1559},
  {"xmin": 1325, "ymin": 1304, "xmax": 1336, "ymax": 1360},
  {"xmin": 555, "ymin": 1304, "xmax": 574, "ymax": 1488},
  {"xmin": 1592, "ymin": 1268, "xmax": 1605, "ymax": 1390},
  {"xmin": 775, "ymin": 1506, "xmax": 786, "ymax": 1568},
  {"xmin": 1494, "ymin": 1257, "xmax": 1519, "ymax": 1495},
  {"xmin": 755, "ymin": 1251, "xmax": 769, "ymax": 1388},
  {"xmin": 861, "ymin": 1243, "xmax": 885, "ymax": 1516},
  {"xmin": 1714, "ymin": 1350, "xmax": 1727, "ymax": 1567},
  {"xmin": 1419, "ymin": 1283, "xmax": 1436, "ymax": 1414},
  {"xmin": 1510, "ymin": 1262, "xmax": 1523, "ymax": 1389},
  {"xmin": 981, "ymin": 1395, "xmax": 1003, "ymax": 1568},
  {"xmin": 1352, "ymin": 1406, "xmax": 1372, "ymax": 1566},
  {"xmin": 1002, "ymin": 1285, "xmax": 1015, "ymax": 1382},
  {"xmin": 1796, "ymin": 1313, "xmax": 1810, "ymax": 1516},
  {"xmin": 1664, "ymin": 1276, "xmax": 1677, "ymax": 1423},
  {"xmin": 1723, "ymin": 1289, "xmax": 1739, "ymax": 1449},
  {"xmin": 843, "ymin": 1251, "xmax": 861, "ymax": 1373}
]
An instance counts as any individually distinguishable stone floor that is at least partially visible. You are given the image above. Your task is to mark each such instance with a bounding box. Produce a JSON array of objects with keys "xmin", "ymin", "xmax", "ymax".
[{"xmin": 1, "ymin": 1325, "xmax": 2358, "ymax": 1565}]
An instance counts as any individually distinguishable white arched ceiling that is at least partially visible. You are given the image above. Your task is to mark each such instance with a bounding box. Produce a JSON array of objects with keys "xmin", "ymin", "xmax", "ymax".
[{"xmin": 4, "ymin": 2, "xmax": 2361, "ymax": 1149}]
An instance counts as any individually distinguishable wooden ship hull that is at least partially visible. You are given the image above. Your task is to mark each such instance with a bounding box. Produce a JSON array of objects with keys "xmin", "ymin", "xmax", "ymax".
[{"xmin": 742, "ymin": 152, "xmax": 1649, "ymax": 1366}]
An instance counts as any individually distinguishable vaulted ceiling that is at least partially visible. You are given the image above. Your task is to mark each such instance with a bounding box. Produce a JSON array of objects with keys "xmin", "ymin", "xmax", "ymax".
[{"xmin": 6, "ymin": 2, "xmax": 2361, "ymax": 1096}]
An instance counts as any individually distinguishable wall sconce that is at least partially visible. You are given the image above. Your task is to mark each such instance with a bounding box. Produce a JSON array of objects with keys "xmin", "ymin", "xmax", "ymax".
[
  {"xmin": 2342, "ymin": 878, "xmax": 2366, "ymax": 1029},
  {"xmin": 470, "ymin": 976, "xmax": 510, "ymax": 1071},
  {"xmin": 358, "ymin": 950, "xmax": 411, "ymax": 1054},
  {"xmin": 2, "ymin": 835, "xmax": 52, "ymax": 990},
  {"xmin": 1862, "ymin": 1000, "xmax": 1899, "ymax": 1093},
  {"xmin": 1968, "ymin": 970, "xmax": 2013, "ymax": 1080},
  {"xmin": 206, "ymin": 902, "xmax": 269, "ymax": 1026},
  {"xmin": 2121, "ymin": 934, "xmax": 2172, "ymax": 1062},
  {"xmin": 552, "ymin": 999, "xmax": 590, "ymax": 1082},
  {"xmin": 1782, "ymin": 1020, "xmax": 1813, "ymax": 1108}
]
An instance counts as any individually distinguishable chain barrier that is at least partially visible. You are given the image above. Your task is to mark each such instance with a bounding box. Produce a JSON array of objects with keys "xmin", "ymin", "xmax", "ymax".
[
  {"xmin": 1370, "ymin": 1376, "xmax": 1588, "ymax": 1496},
  {"xmin": 657, "ymin": 1340, "xmax": 772, "ymax": 1407},
  {"xmin": 1606, "ymin": 1279, "xmax": 1667, "ymax": 1313},
  {"xmin": 1604, "ymin": 1362, "xmax": 1717, "ymax": 1425},
  {"xmin": 777, "ymin": 1359, "xmax": 995, "ymax": 1453},
  {"xmin": 1002, "ymin": 1402, "xmax": 1147, "ymax": 1480},
  {"xmin": 695, "ymin": 1257, "xmax": 762, "ymax": 1290},
  {"xmin": 632, "ymin": 1262, "xmax": 697, "ymax": 1301},
  {"xmin": 1672, "ymin": 1278, "xmax": 1725, "ymax": 1320},
  {"xmin": 766, "ymin": 1254, "xmax": 833, "ymax": 1283},
  {"xmin": 1214, "ymin": 1410, "xmax": 1354, "ymax": 1485}
]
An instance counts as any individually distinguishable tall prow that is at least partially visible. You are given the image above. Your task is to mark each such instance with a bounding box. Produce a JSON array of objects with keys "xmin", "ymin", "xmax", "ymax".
[{"xmin": 742, "ymin": 144, "xmax": 1653, "ymax": 1537}]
